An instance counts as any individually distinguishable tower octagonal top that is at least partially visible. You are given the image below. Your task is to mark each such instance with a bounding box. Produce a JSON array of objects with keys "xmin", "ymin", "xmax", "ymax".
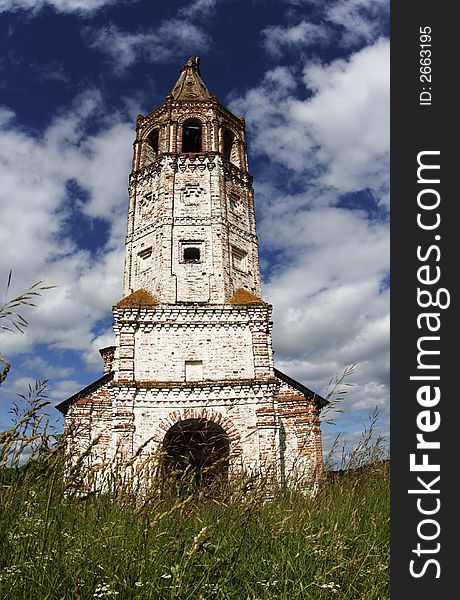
[{"xmin": 132, "ymin": 57, "xmax": 249, "ymax": 174}]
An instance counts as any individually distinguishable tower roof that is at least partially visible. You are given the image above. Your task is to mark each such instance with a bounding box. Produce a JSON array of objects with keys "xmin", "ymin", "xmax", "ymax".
[{"xmin": 168, "ymin": 56, "xmax": 211, "ymax": 101}]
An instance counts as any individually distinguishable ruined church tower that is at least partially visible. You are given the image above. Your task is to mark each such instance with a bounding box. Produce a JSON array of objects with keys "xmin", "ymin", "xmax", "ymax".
[{"xmin": 57, "ymin": 58, "xmax": 326, "ymax": 488}]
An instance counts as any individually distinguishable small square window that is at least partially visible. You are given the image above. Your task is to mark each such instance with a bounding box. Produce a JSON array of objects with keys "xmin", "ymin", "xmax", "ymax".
[
  {"xmin": 183, "ymin": 247, "xmax": 201, "ymax": 262},
  {"xmin": 185, "ymin": 360, "xmax": 203, "ymax": 381},
  {"xmin": 180, "ymin": 241, "xmax": 203, "ymax": 264}
]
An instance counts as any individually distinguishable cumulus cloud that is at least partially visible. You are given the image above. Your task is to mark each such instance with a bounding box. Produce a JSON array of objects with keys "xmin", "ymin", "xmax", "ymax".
[
  {"xmin": 262, "ymin": 0, "xmax": 389, "ymax": 55},
  {"xmin": 263, "ymin": 21, "xmax": 332, "ymax": 57},
  {"xmin": 86, "ymin": 0, "xmax": 223, "ymax": 71},
  {"xmin": 298, "ymin": 39, "xmax": 389, "ymax": 198},
  {"xmin": 0, "ymin": 91, "xmax": 133, "ymax": 363},
  {"xmin": 229, "ymin": 34, "xmax": 390, "ymax": 440},
  {"xmin": 89, "ymin": 21, "xmax": 210, "ymax": 71},
  {"xmin": 327, "ymin": 0, "xmax": 389, "ymax": 47},
  {"xmin": 178, "ymin": 0, "xmax": 221, "ymax": 19},
  {"xmin": 89, "ymin": 17, "xmax": 211, "ymax": 72},
  {"xmin": 232, "ymin": 38, "xmax": 389, "ymax": 204}
]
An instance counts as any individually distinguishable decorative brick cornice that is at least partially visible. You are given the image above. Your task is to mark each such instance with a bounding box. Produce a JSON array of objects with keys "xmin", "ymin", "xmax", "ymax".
[
  {"xmin": 114, "ymin": 377, "xmax": 277, "ymax": 391},
  {"xmin": 113, "ymin": 303, "xmax": 273, "ymax": 323}
]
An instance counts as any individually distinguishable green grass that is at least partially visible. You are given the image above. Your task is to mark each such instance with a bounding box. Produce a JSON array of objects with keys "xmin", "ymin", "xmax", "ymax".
[
  {"xmin": 0, "ymin": 284, "xmax": 388, "ymax": 597},
  {"xmin": 0, "ymin": 456, "xmax": 389, "ymax": 600}
]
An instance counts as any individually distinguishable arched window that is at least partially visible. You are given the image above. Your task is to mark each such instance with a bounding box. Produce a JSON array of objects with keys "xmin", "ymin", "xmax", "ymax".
[
  {"xmin": 182, "ymin": 118, "xmax": 202, "ymax": 153},
  {"xmin": 147, "ymin": 128, "xmax": 159, "ymax": 154},
  {"xmin": 223, "ymin": 128, "xmax": 235, "ymax": 161}
]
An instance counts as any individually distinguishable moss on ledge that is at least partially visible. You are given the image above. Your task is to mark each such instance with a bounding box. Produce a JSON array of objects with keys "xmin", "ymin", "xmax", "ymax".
[
  {"xmin": 228, "ymin": 288, "xmax": 265, "ymax": 305},
  {"xmin": 116, "ymin": 289, "xmax": 159, "ymax": 309}
]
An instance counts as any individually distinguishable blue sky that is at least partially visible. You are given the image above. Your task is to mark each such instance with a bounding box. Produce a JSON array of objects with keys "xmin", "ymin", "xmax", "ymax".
[{"xmin": 0, "ymin": 0, "xmax": 389, "ymax": 458}]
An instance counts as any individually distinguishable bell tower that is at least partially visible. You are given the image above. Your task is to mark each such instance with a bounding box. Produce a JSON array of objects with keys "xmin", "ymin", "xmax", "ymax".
[
  {"xmin": 123, "ymin": 56, "xmax": 261, "ymax": 305},
  {"xmin": 57, "ymin": 57, "xmax": 327, "ymax": 491}
]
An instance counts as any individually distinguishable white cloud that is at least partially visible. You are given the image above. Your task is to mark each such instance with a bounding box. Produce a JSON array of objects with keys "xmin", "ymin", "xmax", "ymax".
[
  {"xmin": 0, "ymin": 106, "xmax": 15, "ymax": 126},
  {"xmin": 87, "ymin": 0, "xmax": 222, "ymax": 71},
  {"xmin": 0, "ymin": 0, "xmax": 117, "ymax": 14},
  {"xmin": 19, "ymin": 355, "xmax": 75, "ymax": 379},
  {"xmin": 229, "ymin": 34, "xmax": 389, "ymax": 438},
  {"xmin": 84, "ymin": 329, "xmax": 116, "ymax": 368},
  {"xmin": 178, "ymin": 0, "xmax": 220, "ymax": 18},
  {"xmin": 0, "ymin": 92, "xmax": 132, "ymax": 363},
  {"xmin": 46, "ymin": 378, "xmax": 84, "ymax": 404},
  {"xmin": 89, "ymin": 20, "xmax": 211, "ymax": 72},
  {"xmin": 231, "ymin": 38, "xmax": 389, "ymax": 204},
  {"xmin": 262, "ymin": 20, "xmax": 331, "ymax": 57},
  {"xmin": 327, "ymin": 0, "xmax": 388, "ymax": 47},
  {"xmin": 298, "ymin": 39, "xmax": 389, "ymax": 197},
  {"xmin": 262, "ymin": 0, "xmax": 389, "ymax": 55}
]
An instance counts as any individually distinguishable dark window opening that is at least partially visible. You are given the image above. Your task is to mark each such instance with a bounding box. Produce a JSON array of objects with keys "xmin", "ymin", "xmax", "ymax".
[
  {"xmin": 147, "ymin": 129, "xmax": 159, "ymax": 154},
  {"xmin": 184, "ymin": 247, "xmax": 201, "ymax": 262},
  {"xmin": 182, "ymin": 119, "xmax": 202, "ymax": 153},
  {"xmin": 223, "ymin": 128, "xmax": 235, "ymax": 161}
]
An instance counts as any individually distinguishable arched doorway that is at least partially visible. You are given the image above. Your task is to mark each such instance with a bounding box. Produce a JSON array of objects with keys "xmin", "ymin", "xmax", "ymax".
[{"xmin": 162, "ymin": 419, "xmax": 230, "ymax": 487}]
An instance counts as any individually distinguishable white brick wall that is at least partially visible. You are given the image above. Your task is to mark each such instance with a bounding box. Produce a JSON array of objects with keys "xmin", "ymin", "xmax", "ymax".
[
  {"xmin": 112, "ymin": 304, "xmax": 274, "ymax": 383},
  {"xmin": 134, "ymin": 323, "xmax": 255, "ymax": 381}
]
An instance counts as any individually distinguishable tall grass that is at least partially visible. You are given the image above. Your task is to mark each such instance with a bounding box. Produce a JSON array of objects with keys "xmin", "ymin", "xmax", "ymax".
[
  {"xmin": 0, "ymin": 421, "xmax": 389, "ymax": 599},
  {"xmin": 0, "ymin": 281, "xmax": 388, "ymax": 598}
]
